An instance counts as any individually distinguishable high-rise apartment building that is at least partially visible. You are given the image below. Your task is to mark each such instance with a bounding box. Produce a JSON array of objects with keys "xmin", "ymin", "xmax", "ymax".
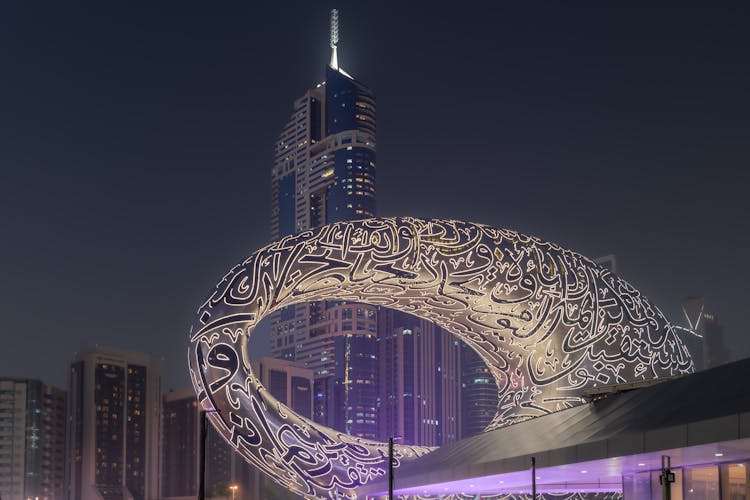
[
  {"xmin": 268, "ymin": 10, "xmax": 379, "ymax": 438},
  {"xmin": 377, "ymin": 310, "xmax": 462, "ymax": 446},
  {"xmin": 66, "ymin": 347, "xmax": 161, "ymax": 500},
  {"xmin": 0, "ymin": 378, "xmax": 66, "ymax": 500}
]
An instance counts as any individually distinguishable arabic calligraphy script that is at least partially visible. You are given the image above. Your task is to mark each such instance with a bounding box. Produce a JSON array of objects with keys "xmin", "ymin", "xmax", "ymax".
[{"xmin": 189, "ymin": 217, "xmax": 692, "ymax": 498}]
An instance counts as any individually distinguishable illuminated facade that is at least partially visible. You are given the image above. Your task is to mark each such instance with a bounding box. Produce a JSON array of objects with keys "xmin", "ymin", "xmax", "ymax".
[
  {"xmin": 66, "ymin": 347, "xmax": 161, "ymax": 500},
  {"xmin": 0, "ymin": 378, "xmax": 66, "ymax": 500},
  {"xmin": 268, "ymin": 10, "xmax": 379, "ymax": 437},
  {"xmin": 188, "ymin": 217, "xmax": 692, "ymax": 499}
]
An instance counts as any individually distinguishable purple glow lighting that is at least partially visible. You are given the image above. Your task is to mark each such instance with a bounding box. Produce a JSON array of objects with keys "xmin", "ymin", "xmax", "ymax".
[{"xmin": 366, "ymin": 441, "xmax": 750, "ymax": 497}]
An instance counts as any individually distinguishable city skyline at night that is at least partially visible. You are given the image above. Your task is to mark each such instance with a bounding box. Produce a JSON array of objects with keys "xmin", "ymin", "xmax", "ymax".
[
  {"xmin": 1, "ymin": 0, "xmax": 748, "ymax": 415},
  {"xmin": 1, "ymin": 3, "xmax": 750, "ymax": 499}
]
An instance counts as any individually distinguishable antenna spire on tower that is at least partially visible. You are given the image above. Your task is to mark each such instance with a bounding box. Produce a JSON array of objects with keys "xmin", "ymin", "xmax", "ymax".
[{"xmin": 329, "ymin": 9, "xmax": 339, "ymax": 70}]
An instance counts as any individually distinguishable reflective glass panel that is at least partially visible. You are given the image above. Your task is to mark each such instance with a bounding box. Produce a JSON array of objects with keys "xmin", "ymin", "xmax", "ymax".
[
  {"xmin": 721, "ymin": 462, "xmax": 750, "ymax": 500},
  {"xmin": 684, "ymin": 465, "xmax": 719, "ymax": 499}
]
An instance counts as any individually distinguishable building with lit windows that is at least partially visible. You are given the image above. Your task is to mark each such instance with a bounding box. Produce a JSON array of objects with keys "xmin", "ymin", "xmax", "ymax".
[
  {"xmin": 0, "ymin": 378, "xmax": 66, "ymax": 500},
  {"xmin": 267, "ymin": 11, "xmax": 379, "ymax": 438},
  {"xmin": 66, "ymin": 347, "xmax": 161, "ymax": 500},
  {"xmin": 378, "ymin": 310, "xmax": 462, "ymax": 447},
  {"xmin": 461, "ymin": 343, "xmax": 499, "ymax": 439}
]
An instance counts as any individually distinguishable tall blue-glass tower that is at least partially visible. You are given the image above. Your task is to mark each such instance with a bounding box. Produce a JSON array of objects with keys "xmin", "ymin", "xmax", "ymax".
[{"xmin": 269, "ymin": 10, "xmax": 379, "ymax": 439}]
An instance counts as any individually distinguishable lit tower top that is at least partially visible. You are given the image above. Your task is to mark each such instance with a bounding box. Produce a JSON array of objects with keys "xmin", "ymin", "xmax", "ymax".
[
  {"xmin": 329, "ymin": 9, "xmax": 339, "ymax": 70},
  {"xmin": 329, "ymin": 9, "xmax": 353, "ymax": 78}
]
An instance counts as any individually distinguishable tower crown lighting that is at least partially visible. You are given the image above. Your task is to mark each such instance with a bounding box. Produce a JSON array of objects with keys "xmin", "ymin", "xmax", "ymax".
[{"xmin": 329, "ymin": 9, "xmax": 339, "ymax": 70}]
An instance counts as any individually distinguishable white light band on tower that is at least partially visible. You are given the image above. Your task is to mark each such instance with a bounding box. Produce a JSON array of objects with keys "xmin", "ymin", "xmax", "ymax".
[{"xmin": 330, "ymin": 9, "xmax": 339, "ymax": 70}]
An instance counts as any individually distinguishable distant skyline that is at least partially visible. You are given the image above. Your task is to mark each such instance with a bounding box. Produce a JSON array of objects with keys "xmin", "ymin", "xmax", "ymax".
[{"xmin": 1, "ymin": 2, "xmax": 749, "ymax": 390}]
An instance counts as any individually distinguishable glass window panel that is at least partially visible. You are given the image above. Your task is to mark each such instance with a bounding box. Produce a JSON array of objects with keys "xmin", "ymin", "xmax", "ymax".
[
  {"xmin": 623, "ymin": 474, "xmax": 635, "ymax": 499},
  {"xmin": 624, "ymin": 471, "xmax": 651, "ymax": 499},
  {"xmin": 721, "ymin": 462, "xmax": 750, "ymax": 500},
  {"xmin": 684, "ymin": 465, "xmax": 719, "ymax": 499}
]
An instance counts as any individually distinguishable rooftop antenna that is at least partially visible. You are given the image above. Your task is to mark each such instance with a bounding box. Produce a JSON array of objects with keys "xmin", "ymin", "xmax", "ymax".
[{"xmin": 329, "ymin": 9, "xmax": 339, "ymax": 70}]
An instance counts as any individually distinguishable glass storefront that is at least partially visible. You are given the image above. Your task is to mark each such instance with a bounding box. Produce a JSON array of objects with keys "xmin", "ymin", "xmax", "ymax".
[
  {"xmin": 623, "ymin": 461, "xmax": 749, "ymax": 500},
  {"xmin": 623, "ymin": 471, "xmax": 651, "ymax": 498},
  {"xmin": 684, "ymin": 465, "xmax": 719, "ymax": 499}
]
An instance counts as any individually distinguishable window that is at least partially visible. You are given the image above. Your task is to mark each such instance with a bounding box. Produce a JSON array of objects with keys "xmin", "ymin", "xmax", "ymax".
[
  {"xmin": 720, "ymin": 462, "xmax": 750, "ymax": 498},
  {"xmin": 684, "ymin": 466, "xmax": 718, "ymax": 499}
]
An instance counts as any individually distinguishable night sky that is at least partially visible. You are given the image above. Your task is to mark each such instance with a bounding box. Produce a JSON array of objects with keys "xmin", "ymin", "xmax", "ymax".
[{"xmin": 2, "ymin": 2, "xmax": 748, "ymax": 391}]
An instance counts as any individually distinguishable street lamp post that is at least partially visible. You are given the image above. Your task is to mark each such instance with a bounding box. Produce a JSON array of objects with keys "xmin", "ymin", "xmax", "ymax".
[
  {"xmin": 660, "ymin": 455, "xmax": 675, "ymax": 500},
  {"xmin": 388, "ymin": 437, "xmax": 394, "ymax": 500},
  {"xmin": 388, "ymin": 436, "xmax": 403, "ymax": 500},
  {"xmin": 229, "ymin": 484, "xmax": 238, "ymax": 500},
  {"xmin": 199, "ymin": 409, "xmax": 219, "ymax": 500}
]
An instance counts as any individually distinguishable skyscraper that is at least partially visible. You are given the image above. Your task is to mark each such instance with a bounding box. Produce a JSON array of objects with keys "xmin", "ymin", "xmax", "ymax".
[
  {"xmin": 461, "ymin": 344, "xmax": 499, "ymax": 438},
  {"xmin": 377, "ymin": 310, "xmax": 462, "ymax": 446},
  {"xmin": 268, "ymin": 10, "xmax": 379, "ymax": 438},
  {"xmin": 682, "ymin": 296, "xmax": 729, "ymax": 370},
  {"xmin": 161, "ymin": 388, "xmax": 199, "ymax": 498},
  {"xmin": 0, "ymin": 378, "xmax": 66, "ymax": 500},
  {"xmin": 66, "ymin": 347, "xmax": 161, "ymax": 500}
]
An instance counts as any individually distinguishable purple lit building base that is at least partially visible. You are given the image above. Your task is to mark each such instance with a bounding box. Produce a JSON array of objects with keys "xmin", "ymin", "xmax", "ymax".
[
  {"xmin": 364, "ymin": 441, "xmax": 750, "ymax": 498},
  {"xmin": 360, "ymin": 359, "xmax": 750, "ymax": 499}
]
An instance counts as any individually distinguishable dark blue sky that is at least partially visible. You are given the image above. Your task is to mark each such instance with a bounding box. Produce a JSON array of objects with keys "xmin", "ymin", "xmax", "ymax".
[{"xmin": 1, "ymin": 2, "xmax": 748, "ymax": 390}]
